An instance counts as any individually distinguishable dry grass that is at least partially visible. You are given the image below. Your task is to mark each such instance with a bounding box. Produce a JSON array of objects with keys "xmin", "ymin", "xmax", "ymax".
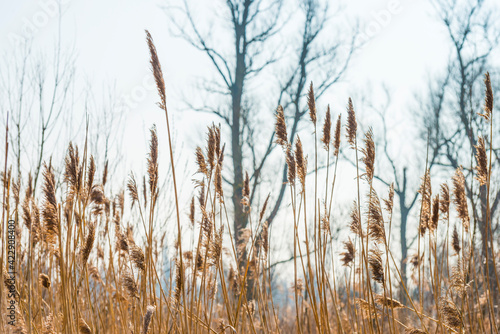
[{"xmin": 0, "ymin": 32, "xmax": 499, "ymax": 334}]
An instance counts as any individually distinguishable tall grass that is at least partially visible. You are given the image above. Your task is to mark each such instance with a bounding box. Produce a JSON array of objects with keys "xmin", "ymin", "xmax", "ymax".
[{"xmin": 0, "ymin": 32, "xmax": 498, "ymax": 333}]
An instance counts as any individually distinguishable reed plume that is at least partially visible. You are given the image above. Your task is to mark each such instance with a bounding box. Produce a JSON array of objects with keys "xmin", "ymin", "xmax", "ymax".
[
  {"xmin": 42, "ymin": 163, "xmax": 59, "ymax": 245},
  {"xmin": 340, "ymin": 238, "xmax": 355, "ymax": 266},
  {"xmin": 452, "ymin": 225, "xmax": 461, "ymax": 254},
  {"xmin": 80, "ymin": 221, "xmax": 96, "ymax": 267},
  {"xmin": 479, "ymin": 71, "xmax": 493, "ymax": 121},
  {"xmin": 439, "ymin": 298, "xmax": 463, "ymax": 330},
  {"xmin": 369, "ymin": 247, "xmax": 385, "ymax": 285},
  {"xmin": 346, "ymin": 98, "xmax": 357, "ymax": 146},
  {"xmin": 142, "ymin": 305, "xmax": 156, "ymax": 334},
  {"xmin": 79, "ymin": 318, "xmax": 92, "ymax": 334},
  {"xmin": 321, "ymin": 105, "xmax": 331, "ymax": 150},
  {"xmin": 440, "ymin": 183, "xmax": 450, "ymax": 219},
  {"xmin": 452, "ymin": 167, "xmax": 469, "ymax": 232},
  {"xmin": 349, "ymin": 201, "xmax": 362, "ymax": 236},
  {"xmin": 275, "ymin": 105, "xmax": 288, "ymax": 148},
  {"xmin": 383, "ymin": 183, "xmax": 394, "ymax": 213},
  {"xmin": 308, "ymin": 82, "xmax": 317, "ymax": 126},
  {"xmin": 286, "ymin": 146, "xmax": 296, "ymax": 186},
  {"xmin": 330, "ymin": 114, "xmax": 341, "ymax": 160},
  {"xmin": 374, "ymin": 294, "xmax": 404, "ymax": 309},
  {"xmin": 147, "ymin": 126, "xmax": 159, "ymax": 197},
  {"xmin": 127, "ymin": 173, "xmax": 139, "ymax": 206},
  {"xmin": 429, "ymin": 194, "xmax": 439, "ymax": 232},
  {"xmin": 195, "ymin": 146, "xmax": 208, "ymax": 176},
  {"xmin": 361, "ymin": 128, "xmax": 375, "ymax": 182},
  {"xmin": 474, "ymin": 136, "xmax": 488, "ymax": 185},
  {"xmin": 418, "ymin": 170, "xmax": 432, "ymax": 236},
  {"xmin": 295, "ymin": 137, "xmax": 307, "ymax": 187},
  {"xmin": 130, "ymin": 244, "xmax": 146, "ymax": 272},
  {"xmin": 367, "ymin": 189, "xmax": 385, "ymax": 244},
  {"xmin": 121, "ymin": 267, "xmax": 139, "ymax": 299},
  {"xmin": 146, "ymin": 30, "xmax": 166, "ymax": 109},
  {"xmin": 39, "ymin": 273, "xmax": 51, "ymax": 289}
]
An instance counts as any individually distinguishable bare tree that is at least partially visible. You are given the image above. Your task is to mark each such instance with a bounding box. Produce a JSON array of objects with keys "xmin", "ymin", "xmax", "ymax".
[
  {"xmin": 0, "ymin": 36, "xmax": 76, "ymax": 192},
  {"xmin": 419, "ymin": 0, "xmax": 500, "ymax": 288},
  {"xmin": 266, "ymin": 0, "xmax": 357, "ymax": 225},
  {"xmin": 367, "ymin": 86, "xmax": 444, "ymax": 291},
  {"xmin": 168, "ymin": 0, "xmax": 358, "ymax": 243},
  {"xmin": 169, "ymin": 0, "xmax": 284, "ymax": 240}
]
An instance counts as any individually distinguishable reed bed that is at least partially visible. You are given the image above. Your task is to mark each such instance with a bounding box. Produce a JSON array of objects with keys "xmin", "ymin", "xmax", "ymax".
[{"xmin": 0, "ymin": 31, "xmax": 499, "ymax": 333}]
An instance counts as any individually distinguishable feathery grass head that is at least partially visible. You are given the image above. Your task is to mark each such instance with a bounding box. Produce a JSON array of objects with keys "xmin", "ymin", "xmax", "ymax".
[
  {"xmin": 102, "ymin": 160, "xmax": 108, "ymax": 186},
  {"xmin": 349, "ymin": 201, "xmax": 362, "ymax": 237},
  {"xmin": 174, "ymin": 258, "xmax": 183, "ymax": 304},
  {"xmin": 242, "ymin": 171, "xmax": 250, "ymax": 200},
  {"xmin": 308, "ymin": 82, "xmax": 317, "ymax": 126},
  {"xmin": 189, "ymin": 196, "xmax": 195, "ymax": 227},
  {"xmin": 65, "ymin": 142, "xmax": 82, "ymax": 195},
  {"xmin": 209, "ymin": 226, "xmax": 224, "ymax": 266},
  {"xmin": 418, "ymin": 169, "xmax": 432, "ymax": 236},
  {"xmin": 340, "ymin": 238, "xmax": 355, "ymax": 267},
  {"xmin": 361, "ymin": 128, "xmax": 375, "ymax": 182},
  {"xmin": 80, "ymin": 221, "xmax": 96, "ymax": 268},
  {"xmin": 214, "ymin": 162, "xmax": 223, "ymax": 201},
  {"xmin": 452, "ymin": 167, "xmax": 469, "ymax": 232},
  {"xmin": 383, "ymin": 183, "xmax": 394, "ymax": 213},
  {"xmin": 295, "ymin": 137, "xmax": 307, "ymax": 187},
  {"xmin": 333, "ymin": 113, "xmax": 341, "ymax": 156},
  {"xmin": 275, "ymin": 105, "xmax": 288, "ymax": 148},
  {"xmin": 346, "ymin": 98, "xmax": 357, "ymax": 146},
  {"xmin": 146, "ymin": 30, "xmax": 166, "ymax": 109},
  {"xmin": 127, "ymin": 173, "xmax": 139, "ymax": 207},
  {"xmin": 439, "ymin": 298, "xmax": 463, "ymax": 330},
  {"xmin": 147, "ymin": 125, "xmax": 159, "ymax": 197},
  {"xmin": 86, "ymin": 155, "xmax": 96, "ymax": 195},
  {"xmin": 430, "ymin": 194, "xmax": 440, "ymax": 232},
  {"xmin": 450, "ymin": 259, "xmax": 469, "ymax": 295},
  {"xmin": 206, "ymin": 126, "xmax": 216, "ymax": 171},
  {"xmin": 369, "ymin": 247, "xmax": 384, "ymax": 285},
  {"xmin": 286, "ymin": 146, "xmax": 296, "ymax": 186},
  {"xmin": 142, "ymin": 305, "xmax": 156, "ymax": 334},
  {"xmin": 42, "ymin": 313, "xmax": 56, "ymax": 334},
  {"xmin": 42, "ymin": 163, "xmax": 59, "ymax": 245},
  {"xmin": 479, "ymin": 71, "xmax": 493, "ymax": 121},
  {"xmin": 120, "ymin": 266, "xmax": 139, "ymax": 299},
  {"xmin": 195, "ymin": 146, "xmax": 208, "ymax": 176},
  {"xmin": 440, "ymin": 183, "xmax": 450, "ymax": 219},
  {"xmin": 79, "ymin": 318, "xmax": 92, "ymax": 334},
  {"xmin": 321, "ymin": 105, "xmax": 331, "ymax": 150},
  {"xmin": 367, "ymin": 189, "xmax": 385, "ymax": 244},
  {"xmin": 356, "ymin": 298, "xmax": 377, "ymax": 318},
  {"xmin": 474, "ymin": 136, "xmax": 488, "ymax": 186},
  {"xmin": 130, "ymin": 244, "xmax": 146, "ymax": 272},
  {"xmin": 452, "ymin": 224, "xmax": 461, "ymax": 254},
  {"xmin": 39, "ymin": 273, "xmax": 51, "ymax": 289},
  {"xmin": 375, "ymin": 294, "xmax": 404, "ymax": 309}
]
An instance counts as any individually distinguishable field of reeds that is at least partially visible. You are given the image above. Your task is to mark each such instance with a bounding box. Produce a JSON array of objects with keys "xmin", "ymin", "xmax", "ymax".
[{"xmin": 1, "ymin": 31, "xmax": 499, "ymax": 334}]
